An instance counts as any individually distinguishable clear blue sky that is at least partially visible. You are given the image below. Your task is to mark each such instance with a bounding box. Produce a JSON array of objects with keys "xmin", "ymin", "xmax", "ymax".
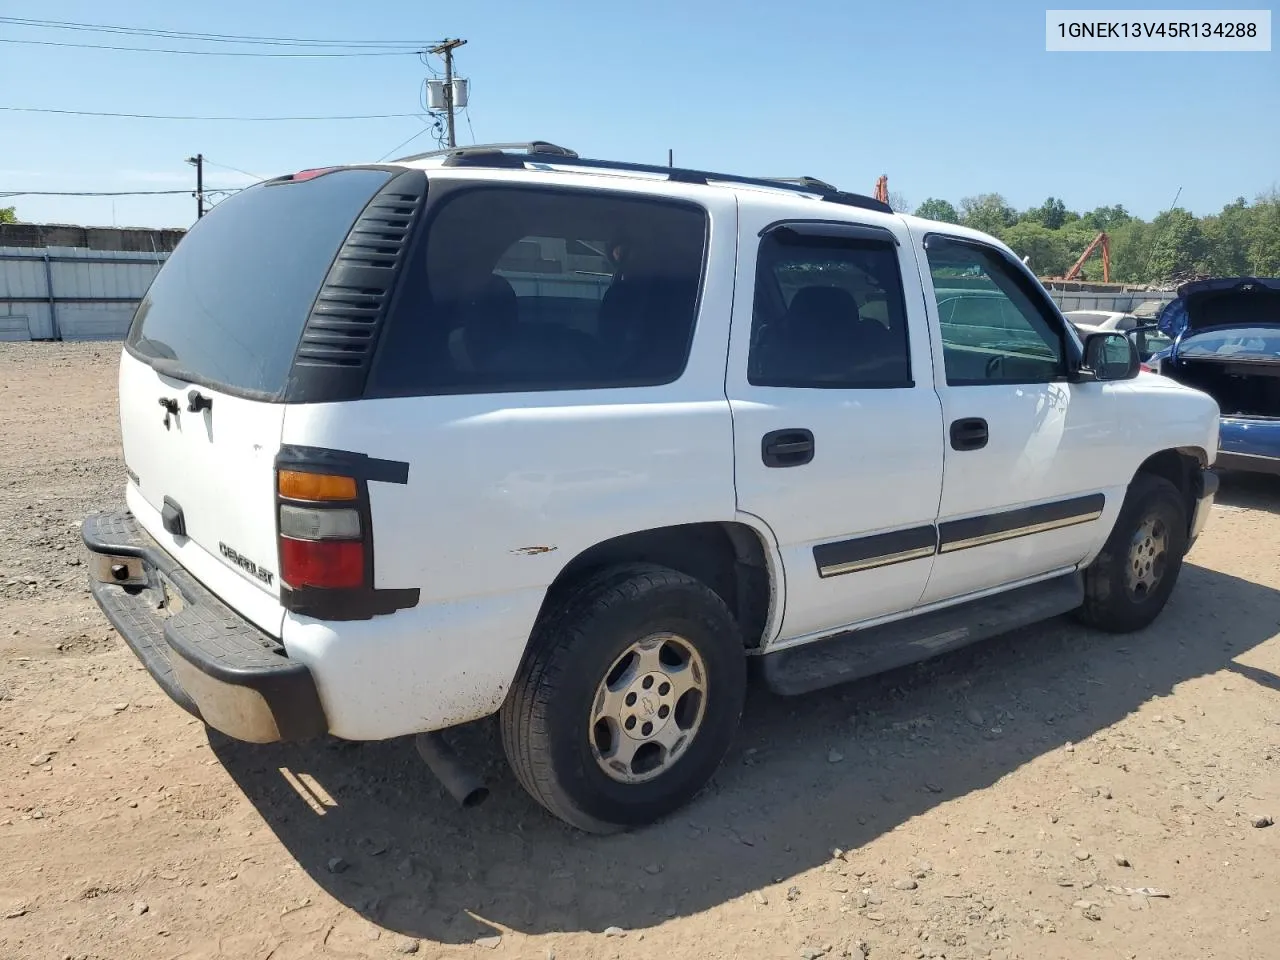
[{"xmin": 2, "ymin": 0, "xmax": 1276, "ymax": 228}]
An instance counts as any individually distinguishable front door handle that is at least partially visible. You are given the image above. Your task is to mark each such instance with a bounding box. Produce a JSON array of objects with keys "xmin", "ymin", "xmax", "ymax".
[
  {"xmin": 950, "ymin": 417, "xmax": 988, "ymax": 451},
  {"xmin": 762, "ymin": 428, "xmax": 815, "ymax": 468}
]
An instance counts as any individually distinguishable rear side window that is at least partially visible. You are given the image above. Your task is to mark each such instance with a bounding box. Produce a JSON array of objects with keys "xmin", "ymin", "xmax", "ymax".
[
  {"xmin": 370, "ymin": 186, "xmax": 707, "ymax": 395},
  {"xmin": 749, "ymin": 228, "xmax": 912, "ymax": 388},
  {"xmin": 126, "ymin": 169, "xmax": 393, "ymax": 397}
]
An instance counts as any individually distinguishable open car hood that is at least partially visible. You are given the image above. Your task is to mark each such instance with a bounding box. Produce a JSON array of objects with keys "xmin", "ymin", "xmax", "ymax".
[{"xmin": 1158, "ymin": 276, "xmax": 1280, "ymax": 338}]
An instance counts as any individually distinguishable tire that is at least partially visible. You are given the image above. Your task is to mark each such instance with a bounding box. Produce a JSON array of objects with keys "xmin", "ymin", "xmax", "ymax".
[
  {"xmin": 1076, "ymin": 473, "xmax": 1188, "ymax": 633},
  {"xmin": 500, "ymin": 563, "xmax": 746, "ymax": 833}
]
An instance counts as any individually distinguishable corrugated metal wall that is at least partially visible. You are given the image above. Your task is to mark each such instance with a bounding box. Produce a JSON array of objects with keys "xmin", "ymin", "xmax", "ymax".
[
  {"xmin": 1, "ymin": 243, "xmax": 1178, "ymax": 343},
  {"xmin": 1044, "ymin": 287, "xmax": 1177, "ymax": 316},
  {"xmin": 0, "ymin": 246, "xmax": 167, "ymax": 342}
]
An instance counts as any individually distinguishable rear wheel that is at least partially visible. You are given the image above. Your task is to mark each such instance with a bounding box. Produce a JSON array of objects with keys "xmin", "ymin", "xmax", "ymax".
[
  {"xmin": 500, "ymin": 564, "xmax": 746, "ymax": 833},
  {"xmin": 1076, "ymin": 474, "xmax": 1188, "ymax": 633}
]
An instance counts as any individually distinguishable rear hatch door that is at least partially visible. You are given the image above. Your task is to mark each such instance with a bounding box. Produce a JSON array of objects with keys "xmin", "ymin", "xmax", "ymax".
[
  {"xmin": 1159, "ymin": 276, "xmax": 1280, "ymax": 340},
  {"xmin": 119, "ymin": 167, "xmax": 403, "ymax": 636}
]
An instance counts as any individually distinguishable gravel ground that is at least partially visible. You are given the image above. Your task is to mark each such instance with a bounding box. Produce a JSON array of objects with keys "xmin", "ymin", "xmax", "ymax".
[{"xmin": 1, "ymin": 341, "xmax": 1277, "ymax": 960}]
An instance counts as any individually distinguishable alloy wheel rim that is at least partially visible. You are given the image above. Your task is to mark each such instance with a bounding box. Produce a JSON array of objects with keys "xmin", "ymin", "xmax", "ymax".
[
  {"xmin": 1125, "ymin": 513, "xmax": 1168, "ymax": 599},
  {"xmin": 589, "ymin": 633, "xmax": 708, "ymax": 785}
]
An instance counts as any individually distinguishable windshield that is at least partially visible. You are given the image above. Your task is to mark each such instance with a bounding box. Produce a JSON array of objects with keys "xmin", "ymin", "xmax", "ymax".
[
  {"xmin": 1178, "ymin": 326, "xmax": 1280, "ymax": 359},
  {"xmin": 126, "ymin": 168, "xmax": 392, "ymax": 397}
]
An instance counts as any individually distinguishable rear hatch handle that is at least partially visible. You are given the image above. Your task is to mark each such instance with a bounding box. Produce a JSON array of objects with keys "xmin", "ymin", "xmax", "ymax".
[
  {"xmin": 186, "ymin": 389, "xmax": 213, "ymax": 414},
  {"xmin": 158, "ymin": 396, "xmax": 179, "ymax": 430}
]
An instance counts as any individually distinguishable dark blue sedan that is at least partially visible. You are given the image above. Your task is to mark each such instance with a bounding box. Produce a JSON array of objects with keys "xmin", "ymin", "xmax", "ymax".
[{"xmin": 1147, "ymin": 277, "xmax": 1280, "ymax": 477}]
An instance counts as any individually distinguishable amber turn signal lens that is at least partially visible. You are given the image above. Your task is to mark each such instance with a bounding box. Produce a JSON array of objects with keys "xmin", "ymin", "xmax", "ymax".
[{"xmin": 278, "ymin": 470, "xmax": 358, "ymax": 502}]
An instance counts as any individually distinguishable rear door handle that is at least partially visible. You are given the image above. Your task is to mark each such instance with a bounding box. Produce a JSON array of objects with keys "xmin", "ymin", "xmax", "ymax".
[
  {"xmin": 949, "ymin": 417, "xmax": 988, "ymax": 451},
  {"xmin": 762, "ymin": 428, "xmax": 815, "ymax": 468}
]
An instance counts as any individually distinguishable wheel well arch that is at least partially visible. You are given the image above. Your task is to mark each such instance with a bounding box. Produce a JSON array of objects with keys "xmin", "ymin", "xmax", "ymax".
[
  {"xmin": 538, "ymin": 522, "xmax": 778, "ymax": 649},
  {"xmin": 1134, "ymin": 446, "xmax": 1208, "ymax": 526}
]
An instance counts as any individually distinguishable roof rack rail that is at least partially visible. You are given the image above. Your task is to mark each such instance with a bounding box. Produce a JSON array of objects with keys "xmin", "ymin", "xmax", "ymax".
[
  {"xmin": 393, "ymin": 141, "xmax": 578, "ymax": 163},
  {"xmin": 763, "ymin": 176, "xmax": 841, "ymax": 193},
  {"xmin": 395, "ymin": 144, "xmax": 893, "ymax": 214}
]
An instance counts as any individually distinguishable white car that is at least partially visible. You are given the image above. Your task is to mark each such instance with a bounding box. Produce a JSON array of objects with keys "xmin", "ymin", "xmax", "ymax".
[
  {"xmin": 83, "ymin": 143, "xmax": 1221, "ymax": 833},
  {"xmin": 1064, "ymin": 309, "xmax": 1172, "ymax": 360}
]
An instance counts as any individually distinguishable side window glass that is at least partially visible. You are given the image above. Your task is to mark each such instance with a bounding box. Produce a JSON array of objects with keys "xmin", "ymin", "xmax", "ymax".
[
  {"xmin": 749, "ymin": 229, "xmax": 912, "ymax": 388},
  {"xmin": 370, "ymin": 187, "xmax": 707, "ymax": 396},
  {"xmin": 925, "ymin": 238, "xmax": 1066, "ymax": 386}
]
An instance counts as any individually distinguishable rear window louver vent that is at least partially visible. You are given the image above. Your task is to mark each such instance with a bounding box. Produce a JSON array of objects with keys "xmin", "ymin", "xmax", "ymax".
[{"xmin": 288, "ymin": 169, "xmax": 427, "ymax": 401}]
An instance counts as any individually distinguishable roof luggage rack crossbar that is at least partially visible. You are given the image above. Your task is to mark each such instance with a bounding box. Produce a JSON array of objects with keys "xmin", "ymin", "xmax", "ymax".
[
  {"xmin": 393, "ymin": 141, "xmax": 579, "ymax": 163},
  {"xmin": 391, "ymin": 143, "xmax": 893, "ymax": 214}
]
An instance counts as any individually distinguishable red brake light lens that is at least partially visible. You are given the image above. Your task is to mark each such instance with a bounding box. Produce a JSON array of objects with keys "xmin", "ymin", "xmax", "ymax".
[
  {"xmin": 287, "ymin": 167, "xmax": 339, "ymax": 183},
  {"xmin": 280, "ymin": 537, "xmax": 364, "ymax": 589}
]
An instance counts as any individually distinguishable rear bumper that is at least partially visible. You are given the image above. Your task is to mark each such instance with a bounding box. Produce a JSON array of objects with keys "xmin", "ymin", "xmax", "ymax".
[
  {"xmin": 81, "ymin": 509, "xmax": 328, "ymax": 743},
  {"xmin": 1214, "ymin": 450, "xmax": 1280, "ymax": 477}
]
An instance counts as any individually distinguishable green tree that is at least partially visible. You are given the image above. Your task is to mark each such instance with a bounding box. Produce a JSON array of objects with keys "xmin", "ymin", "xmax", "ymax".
[
  {"xmin": 1145, "ymin": 208, "xmax": 1208, "ymax": 282},
  {"xmin": 1106, "ymin": 220, "xmax": 1152, "ymax": 283},
  {"xmin": 1199, "ymin": 198, "xmax": 1251, "ymax": 276},
  {"xmin": 1079, "ymin": 204, "xmax": 1133, "ymax": 232},
  {"xmin": 1002, "ymin": 221, "xmax": 1071, "ymax": 276},
  {"xmin": 1021, "ymin": 196, "xmax": 1071, "ymax": 230},
  {"xmin": 914, "ymin": 197, "xmax": 960, "ymax": 223},
  {"xmin": 0, "ymin": 206, "xmax": 16, "ymax": 224},
  {"xmin": 1243, "ymin": 190, "xmax": 1280, "ymax": 275},
  {"xmin": 959, "ymin": 193, "xmax": 1017, "ymax": 237}
]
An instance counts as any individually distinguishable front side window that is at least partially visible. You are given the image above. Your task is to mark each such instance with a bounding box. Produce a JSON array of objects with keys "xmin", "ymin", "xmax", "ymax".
[
  {"xmin": 370, "ymin": 186, "xmax": 707, "ymax": 395},
  {"xmin": 748, "ymin": 228, "xmax": 912, "ymax": 388},
  {"xmin": 926, "ymin": 237, "xmax": 1067, "ymax": 385}
]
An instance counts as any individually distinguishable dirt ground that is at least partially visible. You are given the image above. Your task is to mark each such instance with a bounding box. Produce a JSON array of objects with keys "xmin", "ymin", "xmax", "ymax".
[{"xmin": 1, "ymin": 341, "xmax": 1277, "ymax": 960}]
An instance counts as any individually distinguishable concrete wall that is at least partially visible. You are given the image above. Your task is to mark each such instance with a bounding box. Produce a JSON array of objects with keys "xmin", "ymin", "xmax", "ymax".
[{"xmin": 0, "ymin": 223, "xmax": 184, "ymax": 253}]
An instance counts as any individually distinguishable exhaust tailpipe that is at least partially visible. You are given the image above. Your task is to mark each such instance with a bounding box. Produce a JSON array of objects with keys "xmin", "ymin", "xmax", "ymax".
[{"xmin": 414, "ymin": 732, "xmax": 489, "ymax": 808}]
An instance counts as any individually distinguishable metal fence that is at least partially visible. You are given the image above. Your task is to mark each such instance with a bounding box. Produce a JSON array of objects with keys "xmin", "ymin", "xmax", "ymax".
[
  {"xmin": 0, "ymin": 246, "xmax": 167, "ymax": 342},
  {"xmin": 1, "ymin": 247, "xmax": 1176, "ymax": 344},
  {"xmin": 1042, "ymin": 285, "xmax": 1177, "ymax": 317}
]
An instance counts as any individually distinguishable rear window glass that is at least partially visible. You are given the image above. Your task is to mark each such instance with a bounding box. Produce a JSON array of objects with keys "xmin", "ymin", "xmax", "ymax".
[
  {"xmin": 126, "ymin": 168, "xmax": 392, "ymax": 396},
  {"xmin": 370, "ymin": 185, "xmax": 707, "ymax": 395},
  {"xmin": 1179, "ymin": 327, "xmax": 1280, "ymax": 358}
]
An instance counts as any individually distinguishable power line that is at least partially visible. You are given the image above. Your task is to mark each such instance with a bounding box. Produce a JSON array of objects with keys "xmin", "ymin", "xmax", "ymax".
[
  {"xmin": 0, "ymin": 15, "xmax": 438, "ymax": 47},
  {"xmin": 0, "ymin": 37, "xmax": 421, "ymax": 57},
  {"xmin": 0, "ymin": 16, "xmax": 433, "ymax": 48},
  {"xmin": 377, "ymin": 126, "xmax": 435, "ymax": 162},
  {"xmin": 1, "ymin": 106, "xmax": 420, "ymax": 121},
  {"xmin": 0, "ymin": 188, "xmax": 241, "ymax": 197},
  {"xmin": 200, "ymin": 158, "xmax": 268, "ymax": 181}
]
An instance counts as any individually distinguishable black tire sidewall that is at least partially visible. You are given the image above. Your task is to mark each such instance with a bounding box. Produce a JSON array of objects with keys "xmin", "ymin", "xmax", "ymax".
[
  {"xmin": 537, "ymin": 573, "xmax": 745, "ymax": 829},
  {"xmin": 1090, "ymin": 476, "xmax": 1188, "ymax": 629}
]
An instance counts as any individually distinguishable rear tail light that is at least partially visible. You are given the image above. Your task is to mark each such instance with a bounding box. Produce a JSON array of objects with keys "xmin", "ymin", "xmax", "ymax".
[
  {"xmin": 279, "ymin": 504, "xmax": 361, "ymax": 540},
  {"xmin": 278, "ymin": 470, "xmax": 358, "ymax": 501},
  {"xmin": 276, "ymin": 469, "xmax": 367, "ymax": 593},
  {"xmin": 279, "ymin": 537, "xmax": 364, "ymax": 589}
]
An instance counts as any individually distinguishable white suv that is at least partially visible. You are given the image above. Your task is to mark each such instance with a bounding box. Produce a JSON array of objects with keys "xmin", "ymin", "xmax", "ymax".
[{"xmin": 83, "ymin": 142, "xmax": 1220, "ymax": 833}]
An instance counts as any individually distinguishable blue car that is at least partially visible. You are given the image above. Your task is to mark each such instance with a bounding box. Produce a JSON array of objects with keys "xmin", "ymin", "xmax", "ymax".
[{"xmin": 1147, "ymin": 277, "xmax": 1280, "ymax": 477}]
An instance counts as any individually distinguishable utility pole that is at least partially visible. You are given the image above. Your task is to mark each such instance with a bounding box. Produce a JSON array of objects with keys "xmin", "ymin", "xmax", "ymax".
[
  {"xmin": 186, "ymin": 154, "xmax": 205, "ymax": 219},
  {"xmin": 429, "ymin": 39, "xmax": 467, "ymax": 148}
]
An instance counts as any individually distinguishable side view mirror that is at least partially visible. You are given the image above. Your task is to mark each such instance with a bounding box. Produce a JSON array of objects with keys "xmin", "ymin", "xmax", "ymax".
[{"xmin": 1082, "ymin": 331, "xmax": 1139, "ymax": 381}]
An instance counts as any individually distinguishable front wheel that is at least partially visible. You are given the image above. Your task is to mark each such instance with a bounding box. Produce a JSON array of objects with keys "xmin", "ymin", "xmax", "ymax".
[
  {"xmin": 500, "ymin": 564, "xmax": 746, "ymax": 833},
  {"xmin": 1076, "ymin": 474, "xmax": 1188, "ymax": 633}
]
